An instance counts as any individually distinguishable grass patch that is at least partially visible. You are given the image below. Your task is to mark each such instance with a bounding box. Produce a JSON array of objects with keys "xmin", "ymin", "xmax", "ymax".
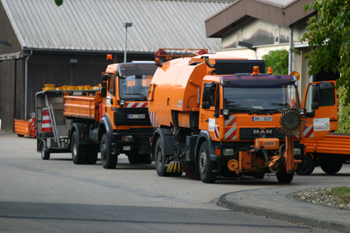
[{"xmin": 330, "ymin": 187, "xmax": 350, "ymax": 205}]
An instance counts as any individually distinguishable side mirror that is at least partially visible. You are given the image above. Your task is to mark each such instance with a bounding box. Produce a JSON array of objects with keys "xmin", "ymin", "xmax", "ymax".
[
  {"xmin": 101, "ymin": 74, "xmax": 109, "ymax": 81},
  {"xmin": 101, "ymin": 82, "xmax": 107, "ymax": 98},
  {"xmin": 202, "ymin": 102, "xmax": 210, "ymax": 109}
]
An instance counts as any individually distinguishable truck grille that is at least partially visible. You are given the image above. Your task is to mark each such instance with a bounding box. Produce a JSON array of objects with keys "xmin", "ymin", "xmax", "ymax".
[{"xmin": 239, "ymin": 128, "xmax": 285, "ymax": 140}]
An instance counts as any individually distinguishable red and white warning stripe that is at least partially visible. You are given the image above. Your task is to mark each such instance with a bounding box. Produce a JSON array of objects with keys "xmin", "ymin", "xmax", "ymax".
[
  {"xmin": 303, "ymin": 126, "xmax": 314, "ymax": 138},
  {"xmin": 214, "ymin": 126, "xmax": 220, "ymax": 139},
  {"xmin": 224, "ymin": 127, "xmax": 236, "ymax": 140},
  {"xmin": 224, "ymin": 116, "xmax": 236, "ymax": 140},
  {"xmin": 225, "ymin": 115, "xmax": 236, "ymax": 127},
  {"xmin": 125, "ymin": 102, "xmax": 148, "ymax": 108},
  {"xmin": 149, "ymin": 111, "xmax": 158, "ymax": 128}
]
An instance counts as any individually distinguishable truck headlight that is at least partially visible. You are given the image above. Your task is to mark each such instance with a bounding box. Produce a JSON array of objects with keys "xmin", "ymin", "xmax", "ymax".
[
  {"xmin": 123, "ymin": 146, "xmax": 131, "ymax": 151},
  {"xmin": 223, "ymin": 148, "xmax": 234, "ymax": 156},
  {"xmin": 223, "ymin": 109, "xmax": 229, "ymax": 116},
  {"xmin": 294, "ymin": 148, "xmax": 301, "ymax": 155}
]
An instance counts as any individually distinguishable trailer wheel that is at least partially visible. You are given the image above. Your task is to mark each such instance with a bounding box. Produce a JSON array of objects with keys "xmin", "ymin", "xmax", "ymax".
[
  {"xmin": 141, "ymin": 154, "xmax": 152, "ymax": 164},
  {"xmin": 320, "ymin": 162, "xmax": 342, "ymax": 175},
  {"xmin": 101, "ymin": 133, "xmax": 117, "ymax": 169},
  {"xmin": 276, "ymin": 172, "xmax": 294, "ymax": 183},
  {"xmin": 296, "ymin": 154, "xmax": 315, "ymax": 175},
  {"xmin": 86, "ymin": 145, "xmax": 98, "ymax": 164},
  {"xmin": 198, "ymin": 141, "xmax": 216, "ymax": 183},
  {"xmin": 128, "ymin": 155, "xmax": 141, "ymax": 164},
  {"xmin": 17, "ymin": 134, "xmax": 24, "ymax": 137},
  {"xmin": 41, "ymin": 140, "xmax": 50, "ymax": 160},
  {"xmin": 155, "ymin": 137, "xmax": 168, "ymax": 176},
  {"xmin": 71, "ymin": 131, "xmax": 87, "ymax": 164}
]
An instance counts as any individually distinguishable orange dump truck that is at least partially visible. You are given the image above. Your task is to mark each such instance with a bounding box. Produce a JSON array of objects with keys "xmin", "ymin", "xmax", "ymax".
[
  {"xmin": 36, "ymin": 61, "xmax": 157, "ymax": 168},
  {"xmin": 147, "ymin": 49, "xmax": 337, "ymax": 183}
]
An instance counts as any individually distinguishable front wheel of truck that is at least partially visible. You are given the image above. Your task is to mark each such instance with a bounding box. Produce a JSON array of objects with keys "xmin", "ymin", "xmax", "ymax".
[
  {"xmin": 100, "ymin": 133, "xmax": 117, "ymax": 169},
  {"xmin": 155, "ymin": 137, "xmax": 168, "ymax": 176},
  {"xmin": 276, "ymin": 172, "xmax": 294, "ymax": 183},
  {"xmin": 198, "ymin": 141, "xmax": 216, "ymax": 183}
]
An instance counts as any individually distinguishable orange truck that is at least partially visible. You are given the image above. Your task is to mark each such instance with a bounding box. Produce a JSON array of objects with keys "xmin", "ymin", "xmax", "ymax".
[
  {"xmin": 147, "ymin": 49, "xmax": 337, "ymax": 183},
  {"xmin": 36, "ymin": 59, "xmax": 157, "ymax": 168}
]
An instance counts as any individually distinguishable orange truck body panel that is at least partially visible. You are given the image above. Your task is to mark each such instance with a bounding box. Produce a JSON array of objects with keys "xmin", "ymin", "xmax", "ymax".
[
  {"xmin": 63, "ymin": 92, "xmax": 102, "ymax": 122},
  {"xmin": 303, "ymin": 132, "xmax": 350, "ymax": 155}
]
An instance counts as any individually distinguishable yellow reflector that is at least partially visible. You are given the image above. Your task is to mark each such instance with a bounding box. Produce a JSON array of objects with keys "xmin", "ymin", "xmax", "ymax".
[
  {"xmin": 289, "ymin": 71, "xmax": 300, "ymax": 81},
  {"xmin": 107, "ymin": 54, "xmax": 113, "ymax": 61}
]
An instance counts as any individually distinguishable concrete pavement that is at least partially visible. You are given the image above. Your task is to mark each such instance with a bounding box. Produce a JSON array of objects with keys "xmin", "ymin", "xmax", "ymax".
[{"xmin": 218, "ymin": 184, "xmax": 350, "ymax": 233}]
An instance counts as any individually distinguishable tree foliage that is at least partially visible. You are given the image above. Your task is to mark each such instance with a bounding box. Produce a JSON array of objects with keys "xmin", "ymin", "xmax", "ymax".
[
  {"xmin": 55, "ymin": 0, "xmax": 63, "ymax": 6},
  {"xmin": 301, "ymin": 0, "xmax": 350, "ymax": 102},
  {"xmin": 262, "ymin": 49, "xmax": 289, "ymax": 74}
]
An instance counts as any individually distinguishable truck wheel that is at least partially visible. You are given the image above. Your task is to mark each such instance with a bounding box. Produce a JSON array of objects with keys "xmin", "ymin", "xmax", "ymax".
[
  {"xmin": 71, "ymin": 131, "xmax": 87, "ymax": 164},
  {"xmin": 128, "ymin": 155, "xmax": 141, "ymax": 164},
  {"xmin": 296, "ymin": 154, "xmax": 315, "ymax": 175},
  {"xmin": 320, "ymin": 162, "xmax": 342, "ymax": 174},
  {"xmin": 86, "ymin": 145, "xmax": 98, "ymax": 164},
  {"xmin": 100, "ymin": 133, "xmax": 117, "ymax": 169},
  {"xmin": 276, "ymin": 172, "xmax": 294, "ymax": 183},
  {"xmin": 41, "ymin": 140, "xmax": 50, "ymax": 160},
  {"xmin": 198, "ymin": 142, "xmax": 216, "ymax": 183},
  {"xmin": 155, "ymin": 137, "xmax": 168, "ymax": 176},
  {"xmin": 141, "ymin": 154, "xmax": 152, "ymax": 164}
]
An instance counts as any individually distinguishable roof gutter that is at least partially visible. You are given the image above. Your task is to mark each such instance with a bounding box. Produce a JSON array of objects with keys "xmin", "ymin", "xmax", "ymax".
[{"xmin": 25, "ymin": 50, "xmax": 33, "ymax": 119}]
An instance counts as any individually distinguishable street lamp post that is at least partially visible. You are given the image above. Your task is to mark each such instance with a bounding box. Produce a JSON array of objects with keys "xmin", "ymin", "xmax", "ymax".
[{"xmin": 123, "ymin": 22, "xmax": 132, "ymax": 63}]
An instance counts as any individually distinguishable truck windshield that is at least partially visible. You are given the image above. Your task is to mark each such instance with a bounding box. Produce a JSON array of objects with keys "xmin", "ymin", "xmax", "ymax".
[
  {"xmin": 223, "ymin": 83, "xmax": 299, "ymax": 113},
  {"xmin": 119, "ymin": 75, "xmax": 151, "ymax": 101}
]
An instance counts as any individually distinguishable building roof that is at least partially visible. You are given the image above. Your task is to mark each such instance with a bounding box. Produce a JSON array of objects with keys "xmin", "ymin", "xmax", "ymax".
[
  {"xmin": 1, "ymin": 0, "xmax": 233, "ymax": 54},
  {"xmin": 205, "ymin": 0, "xmax": 316, "ymax": 38}
]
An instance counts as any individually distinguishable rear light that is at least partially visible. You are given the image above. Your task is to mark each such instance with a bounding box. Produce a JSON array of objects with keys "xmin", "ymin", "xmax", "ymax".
[{"xmin": 122, "ymin": 135, "xmax": 133, "ymax": 142}]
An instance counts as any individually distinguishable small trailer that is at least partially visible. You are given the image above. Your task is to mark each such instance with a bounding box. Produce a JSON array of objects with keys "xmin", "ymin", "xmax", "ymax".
[
  {"xmin": 35, "ymin": 89, "xmax": 97, "ymax": 160},
  {"xmin": 14, "ymin": 116, "xmax": 36, "ymax": 138}
]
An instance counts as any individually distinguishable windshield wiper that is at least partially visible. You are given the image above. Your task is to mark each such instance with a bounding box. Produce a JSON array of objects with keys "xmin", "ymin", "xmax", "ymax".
[
  {"xmin": 266, "ymin": 109, "xmax": 281, "ymax": 114},
  {"xmin": 248, "ymin": 110, "xmax": 267, "ymax": 115}
]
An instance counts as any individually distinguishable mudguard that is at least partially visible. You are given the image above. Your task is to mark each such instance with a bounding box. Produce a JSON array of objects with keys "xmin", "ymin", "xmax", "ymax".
[
  {"xmin": 196, "ymin": 130, "xmax": 217, "ymax": 162},
  {"xmin": 152, "ymin": 128, "xmax": 175, "ymax": 159},
  {"xmin": 98, "ymin": 114, "xmax": 113, "ymax": 140}
]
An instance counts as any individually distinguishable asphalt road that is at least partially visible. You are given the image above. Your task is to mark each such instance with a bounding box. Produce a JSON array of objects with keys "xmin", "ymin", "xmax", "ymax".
[{"xmin": 1, "ymin": 132, "xmax": 348, "ymax": 233}]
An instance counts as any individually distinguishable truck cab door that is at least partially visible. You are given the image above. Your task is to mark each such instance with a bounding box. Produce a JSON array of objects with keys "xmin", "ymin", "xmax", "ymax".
[
  {"xmin": 302, "ymin": 81, "xmax": 337, "ymax": 140},
  {"xmin": 201, "ymin": 82, "xmax": 221, "ymax": 139},
  {"xmin": 105, "ymin": 74, "xmax": 117, "ymax": 129}
]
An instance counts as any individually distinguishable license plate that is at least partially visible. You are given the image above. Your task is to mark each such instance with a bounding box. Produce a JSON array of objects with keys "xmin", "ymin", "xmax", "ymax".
[
  {"xmin": 127, "ymin": 114, "xmax": 145, "ymax": 119},
  {"xmin": 253, "ymin": 116, "xmax": 273, "ymax": 121}
]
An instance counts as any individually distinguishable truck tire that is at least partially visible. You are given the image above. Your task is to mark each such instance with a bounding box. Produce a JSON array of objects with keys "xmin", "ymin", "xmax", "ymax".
[
  {"xmin": 141, "ymin": 154, "xmax": 152, "ymax": 164},
  {"xmin": 155, "ymin": 137, "xmax": 168, "ymax": 176},
  {"xmin": 101, "ymin": 133, "xmax": 117, "ymax": 169},
  {"xmin": 86, "ymin": 145, "xmax": 98, "ymax": 164},
  {"xmin": 128, "ymin": 155, "xmax": 141, "ymax": 164},
  {"xmin": 41, "ymin": 140, "xmax": 50, "ymax": 160},
  {"xmin": 296, "ymin": 154, "xmax": 315, "ymax": 175},
  {"xmin": 71, "ymin": 130, "xmax": 87, "ymax": 164},
  {"xmin": 198, "ymin": 141, "xmax": 216, "ymax": 183},
  {"xmin": 320, "ymin": 162, "xmax": 342, "ymax": 175},
  {"xmin": 276, "ymin": 172, "xmax": 294, "ymax": 183}
]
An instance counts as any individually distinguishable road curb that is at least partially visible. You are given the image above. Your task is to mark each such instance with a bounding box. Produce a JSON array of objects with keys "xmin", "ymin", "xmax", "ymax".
[{"xmin": 218, "ymin": 192, "xmax": 350, "ymax": 233}]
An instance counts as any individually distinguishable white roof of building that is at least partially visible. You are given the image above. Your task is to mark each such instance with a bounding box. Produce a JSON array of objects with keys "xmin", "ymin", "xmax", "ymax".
[{"xmin": 1, "ymin": 0, "xmax": 232, "ymax": 53}]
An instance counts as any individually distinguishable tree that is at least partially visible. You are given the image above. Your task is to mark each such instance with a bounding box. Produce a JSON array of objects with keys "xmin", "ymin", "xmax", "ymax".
[
  {"xmin": 301, "ymin": 0, "xmax": 350, "ymax": 101},
  {"xmin": 302, "ymin": 0, "xmax": 350, "ymax": 132},
  {"xmin": 262, "ymin": 49, "xmax": 289, "ymax": 75},
  {"xmin": 55, "ymin": 0, "xmax": 63, "ymax": 6}
]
